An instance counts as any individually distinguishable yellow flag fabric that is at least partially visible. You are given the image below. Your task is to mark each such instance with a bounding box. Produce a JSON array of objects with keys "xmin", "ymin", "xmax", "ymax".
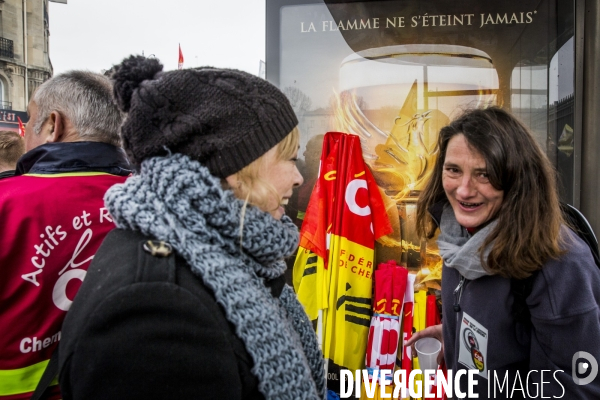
[
  {"xmin": 411, "ymin": 291, "xmax": 428, "ymax": 400},
  {"xmin": 294, "ymin": 247, "xmax": 327, "ymax": 321},
  {"xmin": 413, "ymin": 291, "xmax": 427, "ymax": 333},
  {"xmin": 294, "ymin": 132, "xmax": 393, "ymax": 372},
  {"xmin": 323, "ymin": 234, "xmax": 374, "ymax": 371},
  {"xmin": 295, "ymin": 235, "xmax": 375, "ymax": 370}
]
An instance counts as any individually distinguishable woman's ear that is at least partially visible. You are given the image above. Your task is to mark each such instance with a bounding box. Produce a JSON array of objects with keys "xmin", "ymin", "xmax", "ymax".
[{"xmin": 225, "ymin": 174, "xmax": 239, "ymax": 189}]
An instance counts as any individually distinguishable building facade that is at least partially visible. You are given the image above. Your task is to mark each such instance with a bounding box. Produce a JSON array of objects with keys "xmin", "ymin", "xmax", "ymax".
[{"xmin": 0, "ymin": 0, "xmax": 53, "ymax": 114}]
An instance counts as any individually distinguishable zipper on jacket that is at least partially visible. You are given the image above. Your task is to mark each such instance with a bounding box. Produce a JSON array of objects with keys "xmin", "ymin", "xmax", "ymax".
[{"xmin": 453, "ymin": 276, "xmax": 466, "ymax": 313}]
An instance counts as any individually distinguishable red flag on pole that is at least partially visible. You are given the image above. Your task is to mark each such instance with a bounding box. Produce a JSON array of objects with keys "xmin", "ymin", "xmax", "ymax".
[
  {"xmin": 178, "ymin": 44, "xmax": 184, "ymax": 70},
  {"xmin": 17, "ymin": 116, "xmax": 25, "ymax": 137}
]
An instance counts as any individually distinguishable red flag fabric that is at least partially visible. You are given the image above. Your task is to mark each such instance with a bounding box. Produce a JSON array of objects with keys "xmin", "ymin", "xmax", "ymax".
[
  {"xmin": 294, "ymin": 131, "xmax": 393, "ymax": 372},
  {"xmin": 365, "ymin": 261, "xmax": 408, "ymax": 371},
  {"xmin": 426, "ymin": 294, "xmax": 441, "ymax": 328},
  {"xmin": 178, "ymin": 44, "xmax": 184, "ymax": 70},
  {"xmin": 298, "ymin": 132, "xmax": 392, "ymax": 265},
  {"xmin": 17, "ymin": 117, "xmax": 25, "ymax": 137}
]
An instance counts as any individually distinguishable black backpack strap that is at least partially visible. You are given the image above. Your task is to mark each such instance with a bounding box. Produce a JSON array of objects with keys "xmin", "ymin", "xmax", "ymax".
[
  {"xmin": 511, "ymin": 274, "xmax": 537, "ymax": 329},
  {"xmin": 511, "ymin": 203, "xmax": 599, "ymax": 329},
  {"xmin": 561, "ymin": 202, "xmax": 600, "ymax": 268},
  {"xmin": 30, "ymin": 347, "xmax": 59, "ymax": 400}
]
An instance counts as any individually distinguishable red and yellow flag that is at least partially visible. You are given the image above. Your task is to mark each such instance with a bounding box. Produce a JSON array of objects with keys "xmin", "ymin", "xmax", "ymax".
[{"xmin": 294, "ymin": 132, "xmax": 392, "ymax": 371}]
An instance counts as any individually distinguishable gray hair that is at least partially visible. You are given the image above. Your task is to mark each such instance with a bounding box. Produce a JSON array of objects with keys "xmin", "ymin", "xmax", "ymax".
[{"xmin": 32, "ymin": 71, "xmax": 122, "ymax": 147}]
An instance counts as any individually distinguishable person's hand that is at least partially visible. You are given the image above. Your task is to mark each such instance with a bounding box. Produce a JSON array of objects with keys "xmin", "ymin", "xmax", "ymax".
[{"xmin": 404, "ymin": 324, "xmax": 444, "ymax": 366}]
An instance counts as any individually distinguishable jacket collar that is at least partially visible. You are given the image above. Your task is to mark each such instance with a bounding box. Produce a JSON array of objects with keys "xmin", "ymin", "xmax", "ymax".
[
  {"xmin": 16, "ymin": 142, "xmax": 133, "ymax": 177},
  {"xmin": 0, "ymin": 170, "xmax": 15, "ymax": 180}
]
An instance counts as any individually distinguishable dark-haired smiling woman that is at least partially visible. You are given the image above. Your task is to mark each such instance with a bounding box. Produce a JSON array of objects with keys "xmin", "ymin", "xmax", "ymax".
[{"xmin": 407, "ymin": 107, "xmax": 600, "ymax": 399}]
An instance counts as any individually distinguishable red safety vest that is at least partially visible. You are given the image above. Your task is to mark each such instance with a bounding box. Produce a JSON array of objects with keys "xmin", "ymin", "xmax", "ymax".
[{"xmin": 0, "ymin": 172, "xmax": 127, "ymax": 399}]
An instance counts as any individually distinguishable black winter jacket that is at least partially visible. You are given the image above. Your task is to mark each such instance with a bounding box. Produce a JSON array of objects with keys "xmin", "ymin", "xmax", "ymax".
[
  {"xmin": 59, "ymin": 229, "xmax": 271, "ymax": 399},
  {"xmin": 432, "ymin": 204, "xmax": 600, "ymax": 399}
]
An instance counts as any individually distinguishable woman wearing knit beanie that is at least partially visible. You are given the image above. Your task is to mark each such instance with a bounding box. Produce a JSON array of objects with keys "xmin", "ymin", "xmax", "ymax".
[{"xmin": 58, "ymin": 56, "xmax": 326, "ymax": 400}]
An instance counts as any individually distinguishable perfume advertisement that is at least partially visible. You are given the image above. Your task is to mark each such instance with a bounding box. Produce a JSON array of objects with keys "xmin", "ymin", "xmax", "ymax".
[{"xmin": 269, "ymin": 0, "xmax": 574, "ymax": 274}]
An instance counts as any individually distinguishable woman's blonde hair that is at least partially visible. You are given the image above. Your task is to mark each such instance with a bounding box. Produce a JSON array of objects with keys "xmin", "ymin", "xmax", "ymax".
[{"xmin": 229, "ymin": 127, "xmax": 299, "ymax": 213}]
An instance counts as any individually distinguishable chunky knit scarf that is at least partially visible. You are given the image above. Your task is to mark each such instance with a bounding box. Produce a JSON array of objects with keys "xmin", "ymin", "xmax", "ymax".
[
  {"xmin": 105, "ymin": 154, "xmax": 326, "ymax": 400},
  {"xmin": 437, "ymin": 203, "xmax": 496, "ymax": 280}
]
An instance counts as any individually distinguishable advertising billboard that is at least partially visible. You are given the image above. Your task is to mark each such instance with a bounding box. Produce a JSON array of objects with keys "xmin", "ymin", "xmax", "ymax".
[{"xmin": 267, "ymin": 0, "xmax": 576, "ymax": 390}]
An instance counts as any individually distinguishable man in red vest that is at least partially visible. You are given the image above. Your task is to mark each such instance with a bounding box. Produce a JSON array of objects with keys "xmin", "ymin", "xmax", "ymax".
[{"xmin": 0, "ymin": 71, "xmax": 132, "ymax": 400}]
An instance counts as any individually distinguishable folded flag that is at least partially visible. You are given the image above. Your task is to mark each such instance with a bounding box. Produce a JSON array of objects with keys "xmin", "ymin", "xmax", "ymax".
[{"xmin": 294, "ymin": 131, "xmax": 393, "ymax": 372}]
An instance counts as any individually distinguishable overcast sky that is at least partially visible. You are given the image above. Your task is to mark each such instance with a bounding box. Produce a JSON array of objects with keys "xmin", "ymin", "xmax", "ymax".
[{"xmin": 48, "ymin": 0, "xmax": 266, "ymax": 75}]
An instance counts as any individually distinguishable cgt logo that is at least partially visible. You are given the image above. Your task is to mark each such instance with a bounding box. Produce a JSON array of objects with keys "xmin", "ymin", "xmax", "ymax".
[{"xmin": 572, "ymin": 351, "xmax": 599, "ymax": 385}]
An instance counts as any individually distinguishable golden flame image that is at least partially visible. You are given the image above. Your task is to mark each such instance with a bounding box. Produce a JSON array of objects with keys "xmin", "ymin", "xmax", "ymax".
[
  {"xmin": 332, "ymin": 81, "xmax": 449, "ymax": 199},
  {"xmin": 332, "ymin": 80, "xmax": 448, "ymax": 290},
  {"xmin": 328, "ymin": 45, "xmax": 499, "ymax": 290}
]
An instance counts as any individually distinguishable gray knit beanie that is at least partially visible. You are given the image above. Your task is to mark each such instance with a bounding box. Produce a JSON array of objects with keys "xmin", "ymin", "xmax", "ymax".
[{"xmin": 111, "ymin": 55, "xmax": 298, "ymax": 178}]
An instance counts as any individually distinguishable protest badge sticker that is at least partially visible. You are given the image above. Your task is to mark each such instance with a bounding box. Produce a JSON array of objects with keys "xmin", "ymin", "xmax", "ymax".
[{"xmin": 458, "ymin": 311, "xmax": 489, "ymax": 378}]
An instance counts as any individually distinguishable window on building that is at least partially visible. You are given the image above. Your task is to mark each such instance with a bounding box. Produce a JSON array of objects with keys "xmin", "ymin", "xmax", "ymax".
[{"xmin": 0, "ymin": 77, "xmax": 5, "ymax": 108}]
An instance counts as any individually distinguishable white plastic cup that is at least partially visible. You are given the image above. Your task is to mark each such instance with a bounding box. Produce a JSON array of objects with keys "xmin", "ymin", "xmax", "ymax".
[{"xmin": 415, "ymin": 337, "xmax": 441, "ymax": 371}]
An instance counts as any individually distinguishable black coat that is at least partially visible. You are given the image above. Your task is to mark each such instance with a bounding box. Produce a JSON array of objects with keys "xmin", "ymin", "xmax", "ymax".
[{"xmin": 58, "ymin": 229, "xmax": 277, "ymax": 399}]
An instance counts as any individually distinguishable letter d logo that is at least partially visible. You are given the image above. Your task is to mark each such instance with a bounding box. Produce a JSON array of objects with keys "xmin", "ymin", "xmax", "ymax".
[{"xmin": 572, "ymin": 351, "xmax": 598, "ymax": 385}]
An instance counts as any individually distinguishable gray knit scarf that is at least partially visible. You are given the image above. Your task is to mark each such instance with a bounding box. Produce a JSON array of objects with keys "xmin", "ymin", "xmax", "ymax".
[
  {"xmin": 105, "ymin": 153, "xmax": 326, "ymax": 400},
  {"xmin": 437, "ymin": 204, "xmax": 496, "ymax": 280}
]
